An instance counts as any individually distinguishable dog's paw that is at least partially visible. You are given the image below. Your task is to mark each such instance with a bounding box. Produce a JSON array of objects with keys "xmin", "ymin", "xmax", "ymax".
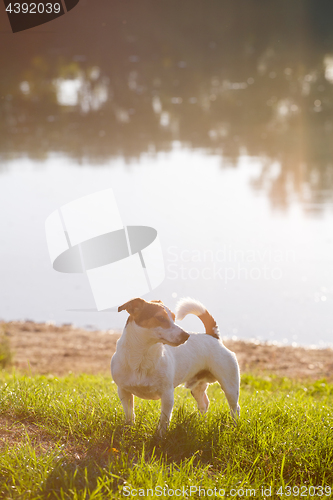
[
  {"xmin": 156, "ymin": 424, "xmax": 167, "ymax": 438},
  {"xmin": 123, "ymin": 419, "xmax": 135, "ymax": 431}
]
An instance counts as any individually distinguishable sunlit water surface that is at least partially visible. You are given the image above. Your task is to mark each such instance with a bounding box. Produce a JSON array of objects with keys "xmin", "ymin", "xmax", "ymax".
[{"xmin": 1, "ymin": 146, "xmax": 333, "ymax": 347}]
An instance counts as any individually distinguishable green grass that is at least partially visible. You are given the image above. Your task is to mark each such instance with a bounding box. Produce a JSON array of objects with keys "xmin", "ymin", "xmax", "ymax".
[
  {"xmin": 0, "ymin": 373, "xmax": 332, "ymax": 499},
  {"xmin": 0, "ymin": 325, "xmax": 12, "ymax": 369}
]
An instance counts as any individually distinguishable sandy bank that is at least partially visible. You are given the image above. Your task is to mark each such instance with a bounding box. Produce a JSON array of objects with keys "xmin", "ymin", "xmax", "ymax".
[{"xmin": 1, "ymin": 321, "xmax": 332, "ymax": 380}]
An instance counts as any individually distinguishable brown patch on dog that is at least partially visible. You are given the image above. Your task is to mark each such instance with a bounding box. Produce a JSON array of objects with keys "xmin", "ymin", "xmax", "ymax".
[
  {"xmin": 118, "ymin": 298, "xmax": 146, "ymax": 316},
  {"xmin": 198, "ymin": 311, "xmax": 219, "ymax": 339},
  {"xmin": 164, "ymin": 306, "xmax": 176, "ymax": 321},
  {"xmin": 185, "ymin": 369, "xmax": 217, "ymax": 390},
  {"xmin": 193, "ymin": 369, "xmax": 217, "ymax": 383},
  {"xmin": 135, "ymin": 302, "xmax": 172, "ymax": 329},
  {"xmin": 151, "ymin": 300, "xmax": 176, "ymax": 321},
  {"xmin": 119, "ymin": 299, "xmax": 177, "ymax": 329}
]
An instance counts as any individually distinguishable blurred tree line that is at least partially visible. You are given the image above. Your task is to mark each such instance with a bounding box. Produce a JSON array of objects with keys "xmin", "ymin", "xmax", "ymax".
[{"xmin": 1, "ymin": 0, "xmax": 333, "ymax": 209}]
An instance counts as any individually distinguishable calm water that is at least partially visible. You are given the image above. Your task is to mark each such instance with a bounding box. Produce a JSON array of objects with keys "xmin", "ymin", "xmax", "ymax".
[
  {"xmin": 1, "ymin": 147, "xmax": 333, "ymax": 346},
  {"xmin": 1, "ymin": 1, "xmax": 333, "ymax": 346}
]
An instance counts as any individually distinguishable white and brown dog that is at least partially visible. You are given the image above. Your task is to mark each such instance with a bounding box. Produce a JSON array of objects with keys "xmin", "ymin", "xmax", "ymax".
[{"xmin": 111, "ymin": 297, "xmax": 240, "ymax": 436}]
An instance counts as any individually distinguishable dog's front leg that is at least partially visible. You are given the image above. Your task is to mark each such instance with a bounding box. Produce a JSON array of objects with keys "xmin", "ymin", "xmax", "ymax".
[
  {"xmin": 157, "ymin": 390, "xmax": 174, "ymax": 437},
  {"xmin": 118, "ymin": 387, "xmax": 135, "ymax": 424}
]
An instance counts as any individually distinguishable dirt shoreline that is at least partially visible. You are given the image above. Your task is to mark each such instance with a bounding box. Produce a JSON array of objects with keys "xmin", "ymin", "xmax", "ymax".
[{"xmin": 1, "ymin": 321, "xmax": 333, "ymax": 380}]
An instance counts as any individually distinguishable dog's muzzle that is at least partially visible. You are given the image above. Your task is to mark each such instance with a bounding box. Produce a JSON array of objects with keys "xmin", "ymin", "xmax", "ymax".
[{"xmin": 162, "ymin": 330, "xmax": 190, "ymax": 346}]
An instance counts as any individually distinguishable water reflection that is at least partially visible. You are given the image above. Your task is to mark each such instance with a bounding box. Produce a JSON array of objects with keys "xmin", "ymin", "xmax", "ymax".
[
  {"xmin": 54, "ymin": 66, "xmax": 109, "ymax": 112},
  {"xmin": 1, "ymin": 1, "xmax": 333, "ymax": 210}
]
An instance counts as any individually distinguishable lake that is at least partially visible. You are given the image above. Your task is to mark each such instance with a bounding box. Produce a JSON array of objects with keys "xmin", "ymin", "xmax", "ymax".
[
  {"xmin": 1, "ymin": 147, "xmax": 333, "ymax": 347},
  {"xmin": 1, "ymin": 0, "xmax": 333, "ymax": 346}
]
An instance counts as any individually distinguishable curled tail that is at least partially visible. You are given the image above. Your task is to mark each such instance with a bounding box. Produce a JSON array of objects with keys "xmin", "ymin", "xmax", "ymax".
[{"xmin": 175, "ymin": 298, "xmax": 220, "ymax": 340}]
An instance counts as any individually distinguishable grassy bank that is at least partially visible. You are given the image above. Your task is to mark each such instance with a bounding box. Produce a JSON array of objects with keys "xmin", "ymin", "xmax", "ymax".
[{"xmin": 0, "ymin": 373, "xmax": 332, "ymax": 499}]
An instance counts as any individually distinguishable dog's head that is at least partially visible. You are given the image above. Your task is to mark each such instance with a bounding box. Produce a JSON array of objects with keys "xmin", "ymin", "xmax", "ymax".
[{"xmin": 118, "ymin": 298, "xmax": 190, "ymax": 346}]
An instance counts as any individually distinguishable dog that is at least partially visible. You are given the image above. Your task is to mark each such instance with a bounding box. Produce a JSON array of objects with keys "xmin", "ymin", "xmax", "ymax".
[{"xmin": 111, "ymin": 297, "xmax": 240, "ymax": 436}]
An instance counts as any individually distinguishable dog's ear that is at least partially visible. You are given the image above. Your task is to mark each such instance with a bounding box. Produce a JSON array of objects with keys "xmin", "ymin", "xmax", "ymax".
[
  {"xmin": 164, "ymin": 305, "xmax": 176, "ymax": 321},
  {"xmin": 150, "ymin": 300, "xmax": 176, "ymax": 321},
  {"xmin": 118, "ymin": 298, "xmax": 146, "ymax": 316},
  {"xmin": 151, "ymin": 300, "xmax": 175, "ymax": 321}
]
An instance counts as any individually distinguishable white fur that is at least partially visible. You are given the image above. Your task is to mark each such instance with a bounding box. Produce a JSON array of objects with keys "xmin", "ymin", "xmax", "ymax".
[
  {"xmin": 175, "ymin": 297, "xmax": 207, "ymax": 322},
  {"xmin": 111, "ymin": 299, "xmax": 240, "ymax": 436}
]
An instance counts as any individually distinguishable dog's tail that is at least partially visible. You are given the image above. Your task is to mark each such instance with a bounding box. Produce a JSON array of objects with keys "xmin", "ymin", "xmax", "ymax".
[{"xmin": 175, "ymin": 298, "xmax": 220, "ymax": 340}]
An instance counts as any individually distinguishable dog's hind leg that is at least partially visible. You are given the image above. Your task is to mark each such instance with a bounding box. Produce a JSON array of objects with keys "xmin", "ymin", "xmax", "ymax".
[
  {"xmin": 221, "ymin": 384, "xmax": 240, "ymax": 421},
  {"xmin": 191, "ymin": 382, "xmax": 210, "ymax": 414},
  {"xmin": 211, "ymin": 356, "xmax": 240, "ymax": 421},
  {"xmin": 118, "ymin": 387, "xmax": 135, "ymax": 424}
]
